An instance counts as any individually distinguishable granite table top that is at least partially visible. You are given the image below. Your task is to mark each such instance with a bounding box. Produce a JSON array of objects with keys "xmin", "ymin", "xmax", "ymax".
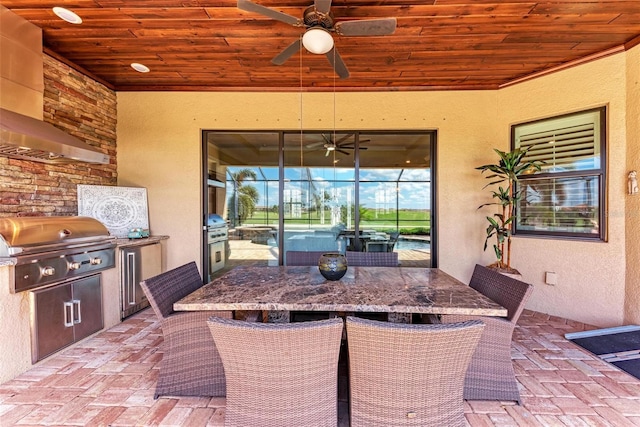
[{"xmin": 174, "ymin": 266, "xmax": 508, "ymax": 316}]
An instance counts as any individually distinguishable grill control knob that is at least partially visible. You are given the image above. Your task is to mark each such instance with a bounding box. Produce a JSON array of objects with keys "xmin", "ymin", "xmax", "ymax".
[
  {"xmin": 90, "ymin": 257, "xmax": 102, "ymax": 265},
  {"xmin": 69, "ymin": 262, "xmax": 82, "ymax": 270},
  {"xmin": 42, "ymin": 266, "xmax": 56, "ymax": 276}
]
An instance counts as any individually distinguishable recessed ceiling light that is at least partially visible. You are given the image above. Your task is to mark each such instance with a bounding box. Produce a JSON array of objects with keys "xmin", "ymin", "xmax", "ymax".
[
  {"xmin": 52, "ymin": 7, "xmax": 82, "ymax": 24},
  {"xmin": 131, "ymin": 63, "xmax": 150, "ymax": 73}
]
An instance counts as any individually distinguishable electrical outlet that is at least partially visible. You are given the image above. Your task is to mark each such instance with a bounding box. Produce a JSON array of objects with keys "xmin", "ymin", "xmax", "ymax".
[{"xmin": 545, "ymin": 271, "xmax": 558, "ymax": 286}]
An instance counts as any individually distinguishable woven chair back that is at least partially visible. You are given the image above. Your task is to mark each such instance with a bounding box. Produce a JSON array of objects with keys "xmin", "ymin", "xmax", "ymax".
[
  {"xmin": 469, "ymin": 264, "xmax": 533, "ymax": 323},
  {"xmin": 208, "ymin": 317, "xmax": 344, "ymax": 427},
  {"xmin": 346, "ymin": 251, "xmax": 399, "ymax": 266},
  {"xmin": 285, "ymin": 250, "xmax": 330, "ymax": 266},
  {"xmin": 140, "ymin": 261, "xmax": 203, "ymax": 320},
  {"xmin": 346, "ymin": 317, "xmax": 484, "ymax": 427}
]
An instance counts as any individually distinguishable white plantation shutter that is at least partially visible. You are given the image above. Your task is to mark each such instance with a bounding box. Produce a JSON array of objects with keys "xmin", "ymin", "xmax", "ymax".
[
  {"xmin": 519, "ymin": 123, "xmax": 596, "ymax": 171},
  {"xmin": 515, "ymin": 110, "xmax": 600, "ymax": 172},
  {"xmin": 513, "ymin": 107, "xmax": 605, "ymax": 239}
]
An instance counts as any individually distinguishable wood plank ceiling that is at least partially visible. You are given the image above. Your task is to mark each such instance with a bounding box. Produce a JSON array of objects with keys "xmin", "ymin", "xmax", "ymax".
[{"xmin": 3, "ymin": 1, "xmax": 640, "ymax": 92}]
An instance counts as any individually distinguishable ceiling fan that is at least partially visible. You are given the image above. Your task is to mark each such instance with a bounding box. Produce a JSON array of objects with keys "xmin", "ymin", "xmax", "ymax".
[
  {"xmin": 237, "ymin": 0, "xmax": 397, "ymax": 79},
  {"xmin": 307, "ymin": 134, "xmax": 368, "ymax": 156}
]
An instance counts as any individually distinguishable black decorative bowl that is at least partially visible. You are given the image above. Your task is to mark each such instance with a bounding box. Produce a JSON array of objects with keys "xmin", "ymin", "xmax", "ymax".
[{"xmin": 318, "ymin": 253, "xmax": 348, "ymax": 281}]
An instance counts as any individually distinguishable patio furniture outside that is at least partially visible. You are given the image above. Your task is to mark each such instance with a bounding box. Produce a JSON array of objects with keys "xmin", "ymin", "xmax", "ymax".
[
  {"xmin": 440, "ymin": 264, "xmax": 534, "ymax": 403},
  {"xmin": 345, "ymin": 251, "xmax": 399, "ymax": 266},
  {"xmin": 346, "ymin": 316, "xmax": 485, "ymax": 426},
  {"xmin": 174, "ymin": 266, "xmax": 507, "ymax": 317},
  {"xmin": 285, "ymin": 250, "xmax": 331, "ymax": 266},
  {"xmin": 207, "ymin": 316, "xmax": 344, "ymax": 427},
  {"xmin": 140, "ymin": 261, "xmax": 232, "ymax": 398}
]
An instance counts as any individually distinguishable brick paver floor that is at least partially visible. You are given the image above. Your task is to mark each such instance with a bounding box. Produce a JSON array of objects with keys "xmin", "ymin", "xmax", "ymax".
[{"xmin": 1, "ymin": 309, "xmax": 639, "ymax": 426}]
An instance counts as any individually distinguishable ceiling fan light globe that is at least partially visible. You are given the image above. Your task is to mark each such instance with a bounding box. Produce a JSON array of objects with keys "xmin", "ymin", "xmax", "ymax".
[{"xmin": 302, "ymin": 28, "xmax": 334, "ymax": 54}]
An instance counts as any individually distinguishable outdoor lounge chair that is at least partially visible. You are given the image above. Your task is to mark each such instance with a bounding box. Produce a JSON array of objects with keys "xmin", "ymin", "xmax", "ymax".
[
  {"xmin": 440, "ymin": 264, "xmax": 534, "ymax": 403},
  {"xmin": 346, "ymin": 316, "xmax": 484, "ymax": 427},
  {"xmin": 207, "ymin": 316, "xmax": 344, "ymax": 427},
  {"xmin": 140, "ymin": 261, "xmax": 232, "ymax": 398}
]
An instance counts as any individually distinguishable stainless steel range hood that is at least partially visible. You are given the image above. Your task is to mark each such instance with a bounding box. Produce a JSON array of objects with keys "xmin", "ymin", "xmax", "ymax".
[
  {"xmin": 0, "ymin": 108, "xmax": 110, "ymax": 164},
  {"xmin": 0, "ymin": 6, "xmax": 110, "ymax": 165}
]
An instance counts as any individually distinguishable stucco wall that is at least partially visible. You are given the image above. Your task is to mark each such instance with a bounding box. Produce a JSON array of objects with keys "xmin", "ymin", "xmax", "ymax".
[
  {"xmin": 625, "ymin": 43, "xmax": 640, "ymax": 325},
  {"xmin": 117, "ymin": 48, "xmax": 634, "ymax": 328},
  {"xmin": 498, "ymin": 54, "xmax": 628, "ymax": 327},
  {"xmin": 0, "ymin": 266, "xmax": 32, "ymax": 384},
  {"xmin": 117, "ymin": 91, "xmax": 499, "ymax": 281}
]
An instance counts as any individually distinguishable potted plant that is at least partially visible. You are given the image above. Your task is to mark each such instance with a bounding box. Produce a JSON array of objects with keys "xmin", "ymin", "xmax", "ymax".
[{"xmin": 477, "ymin": 147, "xmax": 542, "ymax": 275}]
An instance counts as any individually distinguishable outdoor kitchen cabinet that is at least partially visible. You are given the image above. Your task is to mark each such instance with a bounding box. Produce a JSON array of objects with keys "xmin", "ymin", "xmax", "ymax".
[
  {"xmin": 119, "ymin": 241, "xmax": 162, "ymax": 319},
  {"xmin": 30, "ymin": 274, "xmax": 103, "ymax": 363}
]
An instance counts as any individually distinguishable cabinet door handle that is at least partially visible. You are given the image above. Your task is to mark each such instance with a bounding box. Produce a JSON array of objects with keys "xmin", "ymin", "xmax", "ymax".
[
  {"xmin": 127, "ymin": 252, "xmax": 136, "ymax": 305},
  {"xmin": 64, "ymin": 301, "xmax": 74, "ymax": 327},
  {"xmin": 73, "ymin": 299, "xmax": 82, "ymax": 324}
]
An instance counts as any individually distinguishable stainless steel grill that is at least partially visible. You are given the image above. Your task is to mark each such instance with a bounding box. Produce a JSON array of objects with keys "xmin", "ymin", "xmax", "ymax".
[
  {"xmin": 207, "ymin": 214, "xmax": 228, "ymax": 243},
  {"xmin": 0, "ymin": 216, "xmax": 116, "ymax": 293},
  {"xmin": 207, "ymin": 214, "xmax": 229, "ymax": 279}
]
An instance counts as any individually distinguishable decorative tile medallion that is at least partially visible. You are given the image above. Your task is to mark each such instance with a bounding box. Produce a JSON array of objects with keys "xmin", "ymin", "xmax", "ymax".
[{"xmin": 77, "ymin": 185, "xmax": 149, "ymax": 237}]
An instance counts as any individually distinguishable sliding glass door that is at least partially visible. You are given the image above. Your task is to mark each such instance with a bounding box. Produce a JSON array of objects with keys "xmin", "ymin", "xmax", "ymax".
[
  {"xmin": 358, "ymin": 133, "xmax": 432, "ymax": 265},
  {"xmin": 282, "ymin": 133, "xmax": 356, "ymax": 264},
  {"xmin": 203, "ymin": 130, "xmax": 435, "ymax": 272}
]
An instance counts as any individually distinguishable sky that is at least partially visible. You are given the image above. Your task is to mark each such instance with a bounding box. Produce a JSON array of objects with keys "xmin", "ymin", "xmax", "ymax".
[{"xmin": 227, "ymin": 166, "xmax": 431, "ymax": 211}]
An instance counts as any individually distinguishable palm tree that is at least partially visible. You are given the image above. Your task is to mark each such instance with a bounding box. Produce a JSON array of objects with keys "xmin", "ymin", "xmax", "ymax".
[{"xmin": 228, "ymin": 168, "xmax": 259, "ymax": 227}]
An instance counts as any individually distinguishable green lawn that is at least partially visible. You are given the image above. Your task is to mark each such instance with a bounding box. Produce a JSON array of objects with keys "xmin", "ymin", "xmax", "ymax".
[{"xmin": 239, "ymin": 208, "xmax": 431, "ymax": 235}]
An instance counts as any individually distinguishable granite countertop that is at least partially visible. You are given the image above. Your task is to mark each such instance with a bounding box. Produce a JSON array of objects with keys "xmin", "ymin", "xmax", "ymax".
[
  {"xmin": 174, "ymin": 266, "xmax": 508, "ymax": 317},
  {"xmin": 115, "ymin": 235, "xmax": 169, "ymax": 248}
]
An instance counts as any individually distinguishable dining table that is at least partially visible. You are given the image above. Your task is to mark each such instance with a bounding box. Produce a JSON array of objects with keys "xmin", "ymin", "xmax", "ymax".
[{"xmin": 173, "ymin": 266, "xmax": 507, "ymax": 319}]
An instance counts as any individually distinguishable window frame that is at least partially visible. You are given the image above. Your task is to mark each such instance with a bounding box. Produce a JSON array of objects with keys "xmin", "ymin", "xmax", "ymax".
[{"xmin": 511, "ymin": 106, "xmax": 607, "ymax": 241}]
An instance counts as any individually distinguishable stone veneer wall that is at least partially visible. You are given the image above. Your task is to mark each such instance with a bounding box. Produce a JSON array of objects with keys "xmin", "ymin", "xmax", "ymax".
[{"xmin": 0, "ymin": 54, "xmax": 117, "ymax": 217}]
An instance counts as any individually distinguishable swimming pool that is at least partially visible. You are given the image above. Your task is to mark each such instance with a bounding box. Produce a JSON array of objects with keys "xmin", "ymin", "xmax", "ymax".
[{"xmin": 395, "ymin": 238, "xmax": 430, "ymax": 251}]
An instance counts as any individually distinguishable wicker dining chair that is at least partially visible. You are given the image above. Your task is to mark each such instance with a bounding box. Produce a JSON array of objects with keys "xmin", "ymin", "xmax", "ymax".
[
  {"xmin": 345, "ymin": 251, "xmax": 399, "ymax": 266},
  {"xmin": 207, "ymin": 316, "xmax": 344, "ymax": 427},
  {"xmin": 346, "ymin": 316, "xmax": 485, "ymax": 427},
  {"xmin": 140, "ymin": 261, "xmax": 232, "ymax": 399},
  {"xmin": 440, "ymin": 264, "xmax": 534, "ymax": 403},
  {"xmin": 285, "ymin": 250, "xmax": 330, "ymax": 266}
]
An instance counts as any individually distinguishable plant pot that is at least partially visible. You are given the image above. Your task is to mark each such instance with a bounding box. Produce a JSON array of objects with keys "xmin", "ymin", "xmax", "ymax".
[
  {"xmin": 487, "ymin": 263, "xmax": 522, "ymax": 280},
  {"xmin": 318, "ymin": 253, "xmax": 348, "ymax": 281}
]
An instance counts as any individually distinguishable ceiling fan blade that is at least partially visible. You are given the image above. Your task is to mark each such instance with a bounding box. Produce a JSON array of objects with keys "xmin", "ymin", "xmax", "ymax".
[
  {"xmin": 314, "ymin": 0, "xmax": 332, "ymax": 14},
  {"xmin": 335, "ymin": 18, "xmax": 397, "ymax": 36},
  {"xmin": 335, "ymin": 134, "xmax": 353, "ymax": 145},
  {"xmin": 325, "ymin": 149, "xmax": 331, "ymax": 157},
  {"xmin": 272, "ymin": 39, "xmax": 302, "ymax": 65},
  {"xmin": 325, "ymin": 47, "xmax": 349, "ymax": 79},
  {"xmin": 238, "ymin": 0, "xmax": 301, "ymax": 26},
  {"xmin": 337, "ymin": 149, "xmax": 350, "ymax": 155},
  {"xmin": 341, "ymin": 138, "xmax": 370, "ymax": 149},
  {"xmin": 306, "ymin": 141, "xmax": 325, "ymax": 149}
]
